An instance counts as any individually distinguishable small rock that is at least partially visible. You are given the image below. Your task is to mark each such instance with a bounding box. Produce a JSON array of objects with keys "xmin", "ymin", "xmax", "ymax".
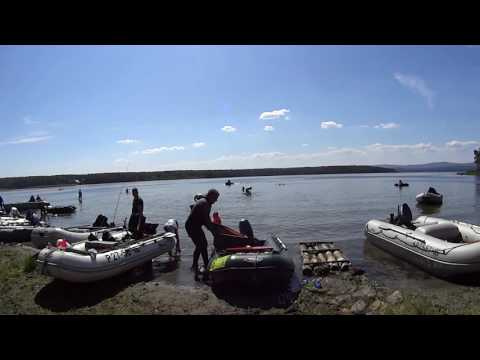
[
  {"xmin": 386, "ymin": 290, "xmax": 403, "ymax": 305},
  {"xmin": 353, "ymin": 285, "xmax": 376, "ymax": 299},
  {"xmin": 351, "ymin": 299, "xmax": 367, "ymax": 314},
  {"xmin": 339, "ymin": 307, "xmax": 353, "ymax": 315},
  {"xmin": 368, "ymin": 299, "xmax": 384, "ymax": 312}
]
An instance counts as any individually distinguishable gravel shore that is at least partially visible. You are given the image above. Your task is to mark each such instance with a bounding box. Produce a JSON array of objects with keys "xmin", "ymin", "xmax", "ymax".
[{"xmin": 2, "ymin": 244, "xmax": 479, "ymax": 315}]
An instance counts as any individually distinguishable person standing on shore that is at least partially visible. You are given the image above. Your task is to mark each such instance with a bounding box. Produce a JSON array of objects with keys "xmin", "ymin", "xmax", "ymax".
[
  {"xmin": 185, "ymin": 189, "xmax": 219, "ymax": 281},
  {"xmin": 128, "ymin": 188, "xmax": 144, "ymax": 239}
]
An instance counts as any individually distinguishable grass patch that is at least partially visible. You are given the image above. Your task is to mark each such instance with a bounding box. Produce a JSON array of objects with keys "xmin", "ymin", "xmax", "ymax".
[{"xmin": 23, "ymin": 255, "xmax": 37, "ymax": 273}]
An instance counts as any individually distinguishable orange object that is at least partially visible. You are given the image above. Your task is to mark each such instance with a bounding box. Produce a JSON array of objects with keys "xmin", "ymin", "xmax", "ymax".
[{"xmin": 213, "ymin": 212, "xmax": 222, "ymax": 224}]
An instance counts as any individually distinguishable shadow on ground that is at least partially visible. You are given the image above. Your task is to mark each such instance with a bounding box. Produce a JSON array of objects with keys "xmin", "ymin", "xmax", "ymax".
[
  {"xmin": 210, "ymin": 274, "xmax": 302, "ymax": 310},
  {"xmin": 34, "ymin": 261, "xmax": 177, "ymax": 312}
]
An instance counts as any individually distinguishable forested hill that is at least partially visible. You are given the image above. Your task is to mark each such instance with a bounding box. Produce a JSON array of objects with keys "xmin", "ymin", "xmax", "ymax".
[{"xmin": 0, "ymin": 165, "xmax": 395, "ymax": 190}]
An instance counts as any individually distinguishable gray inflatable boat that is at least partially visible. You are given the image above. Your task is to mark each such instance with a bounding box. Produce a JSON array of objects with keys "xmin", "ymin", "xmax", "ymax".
[{"xmin": 365, "ymin": 207, "xmax": 480, "ymax": 278}]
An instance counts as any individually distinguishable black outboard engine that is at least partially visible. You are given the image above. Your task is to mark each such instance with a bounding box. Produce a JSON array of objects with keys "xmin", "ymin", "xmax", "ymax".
[
  {"xmin": 396, "ymin": 203, "xmax": 415, "ymax": 229},
  {"xmin": 239, "ymin": 219, "xmax": 254, "ymax": 240},
  {"xmin": 93, "ymin": 214, "xmax": 109, "ymax": 227}
]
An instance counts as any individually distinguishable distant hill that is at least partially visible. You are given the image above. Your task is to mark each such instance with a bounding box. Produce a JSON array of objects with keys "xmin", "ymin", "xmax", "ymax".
[
  {"xmin": 0, "ymin": 165, "xmax": 395, "ymax": 190},
  {"xmin": 377, "ymin": 162, "xmax": 475, "ymax": 172}
]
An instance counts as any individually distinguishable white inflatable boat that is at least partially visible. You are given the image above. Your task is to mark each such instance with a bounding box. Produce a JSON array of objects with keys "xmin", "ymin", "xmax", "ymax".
[
  {"xmin": 365, "ymin": 206, "xmax": 480, "ymax": 278},
  {"xmin": 31, "ymin": 226, "xmax": 127, "ymax": 249},
  {"xmin": 416, "ymin": 187, "xmax": 443, "ymax": 205},
  {"xmin": 37, "ymin": 231, "xmax": 178, "ymax": 283},
  {"xmin": 0, "ymin": 216, "xmax": 32, "ymax": 227}
]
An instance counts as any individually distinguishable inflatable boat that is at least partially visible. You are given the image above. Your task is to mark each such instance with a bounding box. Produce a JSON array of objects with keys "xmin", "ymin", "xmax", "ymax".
[
  {"xmin": 416, "ymin": 187, "xmax": 443, "ymax": 205},
  {"xmin": 46, "ymin": 205, "xmax": 76, "ymax": 215},
  {"xmin": 31, "ymin": 226, "xmax": 129, "ymax": 249},
  {"xmin": 365, "ymin": 204, "xmax": 480, "ymax": 278},
  {"xmin": 0, "ymin": 226, "xmax": 37, "ymax": 243},
  {"xmin": 4, "ymin": 201, "xmax": 49, "ymax": 212},
  {"xmin": 208, "ymin": 221, "xmax": 294, "ymax": 289},
  {"xmin": 37, "ymin": 231, "xmax": 178, "ymax": 283},
  {"xmin": 0, "ymin": 216, "xmax": 32, "ymax": 227},
  {"xmin": 225, "ymin": 180, "xmax": 234, "ymax": 186}
]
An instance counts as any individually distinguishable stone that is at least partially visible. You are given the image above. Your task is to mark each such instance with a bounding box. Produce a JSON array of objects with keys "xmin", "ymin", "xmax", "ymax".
[
  {"xmin": 351, "ymin": 299, "xmax": 367, "ymax": 314},
  {"xmin": 353, "ymin": 285, "xmax": 376, "ymax": 299},
  {"xmin": 368, "ymin": 299, "xmax": 384, "ymax": 312},
  {"xmin": 386, "ymin": 290, "xmax": 403, "ymax": 305}
]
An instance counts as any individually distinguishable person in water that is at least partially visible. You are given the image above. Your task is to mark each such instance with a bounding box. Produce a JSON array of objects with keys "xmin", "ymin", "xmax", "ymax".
[
  {"xmin": 0, "ymin": 195, "xmax": 4, "ymax": 211},
  {"xmin": 185, "ymin": 189, "xmax": 220, "ymax": 281},
  {"xmin": 128, "ymin": 188, "xmax": 145, "ymax": 239},
  {"xmin": 36, "ymin": 195, "xmax": 42, "ymax": 202},
  {"xmin": 29, "ymin": 195, "xmax": 35, "ymax": 202},
  {"xmin": 78, "ymin": 189, "xmax": 83, "ymax": 202}
]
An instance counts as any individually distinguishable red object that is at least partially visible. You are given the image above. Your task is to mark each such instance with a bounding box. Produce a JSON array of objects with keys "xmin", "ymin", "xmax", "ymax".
[
  {"xmin": 56, "ymin": 239, "xmax": 70, "ymax": 250},
  {"xmin": 213, "ymin": 212, "xmax": 222, "ymax": 225},
  {"xmin": 225, "ymin": 246, "xmax": 273, "ymax": 253}
]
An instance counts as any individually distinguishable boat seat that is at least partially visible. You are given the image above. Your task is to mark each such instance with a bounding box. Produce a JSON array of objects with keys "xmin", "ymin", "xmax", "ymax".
[{"xmin": 416, "ymin": 223, "xmax": 463, "ymax": 243}]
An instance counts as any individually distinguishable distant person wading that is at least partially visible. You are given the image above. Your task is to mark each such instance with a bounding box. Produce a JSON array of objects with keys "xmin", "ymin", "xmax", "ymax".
[
  {"xmin": 185, "ymin": 189, "xmax": 220, "ymax": 281},
  {"xmin": 128, "ymin": 188, "xmax": 145, "ymax": 239}
]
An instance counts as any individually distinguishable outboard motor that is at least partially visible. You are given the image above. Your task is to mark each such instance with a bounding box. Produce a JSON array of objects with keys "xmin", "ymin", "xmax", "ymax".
[
  {"xmin": 239, "ymin": 219, "xmax": 254, "ymax": 240},
  {"xmin": 397, "ymin": 203, "xmax": 415, "ymax": 229},
  {"xmin": 93, "ymin": 214, "xmax": 109, "ymax": 227}
]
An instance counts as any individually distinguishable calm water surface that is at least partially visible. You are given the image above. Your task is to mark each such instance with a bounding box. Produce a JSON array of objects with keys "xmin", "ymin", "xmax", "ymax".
[{"xmin": 3, "ymin": 172, "xmax": 480, "ymax": 291}]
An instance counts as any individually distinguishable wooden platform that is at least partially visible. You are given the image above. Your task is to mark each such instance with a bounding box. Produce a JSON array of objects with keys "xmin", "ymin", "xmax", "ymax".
[{"xmin": 300, "ymin": 241, "xmax": 351, "ymax": 276}]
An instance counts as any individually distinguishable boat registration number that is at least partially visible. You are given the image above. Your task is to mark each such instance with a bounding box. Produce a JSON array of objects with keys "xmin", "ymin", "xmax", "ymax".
[{"xmin": 105, "ymin": 249, "xmax": 132, "ymax": 263}]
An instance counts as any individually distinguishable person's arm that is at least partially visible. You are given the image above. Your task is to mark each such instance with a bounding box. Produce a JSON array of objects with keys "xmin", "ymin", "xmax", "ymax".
[
  {"xmin": 201, "ymin": 201, "xmax": 216, "ymax": 234},
  {"xmin": 137, "ymin": 199, "xmax": 144, "ymax": 231}
]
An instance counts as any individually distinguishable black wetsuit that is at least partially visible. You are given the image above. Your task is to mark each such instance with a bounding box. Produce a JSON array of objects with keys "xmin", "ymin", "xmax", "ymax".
[
  {"xmin": 185, "ymin": 197, "xmax": 215, "ymax": 269},
  {"xmin": 128, "ymin": 197, "xmax": 145, "ymax": 238}
]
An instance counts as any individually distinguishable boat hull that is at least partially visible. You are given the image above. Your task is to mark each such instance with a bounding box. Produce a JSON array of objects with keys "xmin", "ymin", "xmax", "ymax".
[
  {"xmin": 37, "ymin": 233, "xmax": 177, "ymax": 283},
  {"xmin": 365, "ymin": 219, "xmax": 480, "ymax": 278},
  {"xmin": 416, "ymin": 192, "xmax": 443, "ymax": 205}
]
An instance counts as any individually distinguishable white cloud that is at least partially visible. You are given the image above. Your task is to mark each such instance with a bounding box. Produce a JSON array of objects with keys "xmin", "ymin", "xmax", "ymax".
[
  {"xmin": 394, "ymin": 73, "xmax": 435, "ymax": 109},
  {"xmin": 0, "ymin": 135, "xmax": 52, "ymax": 145},
  {"xmin": 264, "ymin": 125, "xmax": 274, "ymax": 132},
  {"xmin": 365, "ymin": 142, "xmax": 436, "ymax": 152},
  {"xmin": 445, "ymin": 140, "xmax": 480, "ymax": 149},
  {"xmin": 117, "ymin": 139, "xmax": 140, "ymax": 144},
  {"xmin": 192, "ymin": 142, "xmax": 206, "ymax": 148},
  {"xmin": 141, "ymin": 146, "xmax": 185, "ymax": 155},
  {"xmin": 374, "ymin": 122, "xmax": 400, "ymax": 129},
  {"xmin": 321, "ymin": 121, "xmax": 343, "ymax": 129},
  {"xmin": 259, "ymin": 109, "xmax": 290, "ymax": 120},
  {"xmin": 301, "ymin": 144, "xmax": 309, "ymax": 147},
  {"xmin": 221, "ymin": 126, "xmax": 237, "ymax": 133}
]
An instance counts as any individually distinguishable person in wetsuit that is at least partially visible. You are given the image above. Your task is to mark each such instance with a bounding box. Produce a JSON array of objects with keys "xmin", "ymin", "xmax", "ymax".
[
  {"xmin": 0, "ymin": 195, "xmax": 4, "ymax": 211},
  {"xmin": 128, "ymin": 188, "xmax": 145, "ymax": 239},
  {"xmin": 185, "ymin": 189, "xmax": 219, "ymax": 281}
]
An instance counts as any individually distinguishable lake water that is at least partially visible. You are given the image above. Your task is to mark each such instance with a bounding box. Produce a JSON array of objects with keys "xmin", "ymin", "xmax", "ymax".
[{"xmin": 3, "ymin": 172, "xmax": 480, "ymax": 292}]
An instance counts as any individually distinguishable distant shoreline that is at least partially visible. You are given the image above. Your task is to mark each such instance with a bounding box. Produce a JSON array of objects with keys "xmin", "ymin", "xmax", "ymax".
[{"xmin": 0, "ymin": 165, "xmax": 396, "ymax": 191}]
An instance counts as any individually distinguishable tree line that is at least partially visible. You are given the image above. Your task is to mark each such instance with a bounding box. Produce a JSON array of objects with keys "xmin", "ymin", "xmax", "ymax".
[{"xmin": 0, "ymin": 165, "xmax": 396, "ymax": 190}]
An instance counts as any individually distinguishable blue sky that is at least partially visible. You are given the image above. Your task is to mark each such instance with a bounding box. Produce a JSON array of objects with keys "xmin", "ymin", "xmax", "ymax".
[{"xmin": 1, "ymin": 45, "xmax": 479, "ymax": 177}]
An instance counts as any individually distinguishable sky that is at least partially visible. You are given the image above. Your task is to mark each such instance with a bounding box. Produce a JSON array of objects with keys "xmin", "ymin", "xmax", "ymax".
[{"xmin": 1, "ymin": 45, "xmax": 479, "ymax": 177}]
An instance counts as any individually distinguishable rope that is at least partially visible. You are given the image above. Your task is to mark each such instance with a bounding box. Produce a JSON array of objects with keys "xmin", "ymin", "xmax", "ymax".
[{"xmin": 367, "ymin": 223, "xmax": 468, "ymax": 255}]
